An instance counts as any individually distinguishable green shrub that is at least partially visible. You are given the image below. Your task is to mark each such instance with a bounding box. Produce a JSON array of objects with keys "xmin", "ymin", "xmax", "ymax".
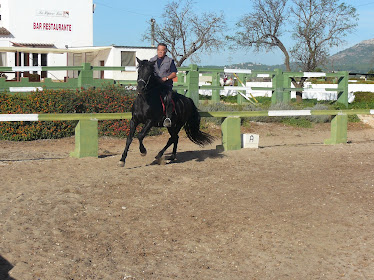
[
  {"xmin": 198, "ymin": 103, "xmax": 237, "ymax": 126},
  {"xmin": 0, "ymin": 85, "xmax": 137, "ymax": 141},
  {"xmin": 198, "ymin": 102, "xmax": 261, "ymax": 126},
  {"xmin": 250, "ymin": 102, "xmax": 295, "ymax": 123},
  {"xmin": 198, "ymin": 101, "xmax": 334, "ymax": 128},
  {"xmin": 350, "ymin": 92, "xmax": 374, "ymax": 109},
  {"xmin": 352, "ymin": 92, "xmax": 374, "ymax": 103},
  {"xmin": 0, "ymin": 89, "xmax": 80, "ymax": 140},
  {"xmin": 282, "ymin": 118, "xmax": 312, "ymax": 128},
  {"xmin": 304, "ymin": 104, "xmax": 330, "ymax": 123}
]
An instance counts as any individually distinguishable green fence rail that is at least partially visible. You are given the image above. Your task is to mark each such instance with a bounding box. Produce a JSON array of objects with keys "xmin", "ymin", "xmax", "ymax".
[
  {"xmin": 0, "ymin": 63, "xmax": 349, "ymax": 107},
  {"xmin": 1, "ymin": 109, "xmax": 373, "ymax": 158}
]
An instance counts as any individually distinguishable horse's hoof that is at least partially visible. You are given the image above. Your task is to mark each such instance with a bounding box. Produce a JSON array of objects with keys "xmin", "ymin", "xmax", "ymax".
[
  {"xmin": 117, "ymin": 161, "xmax": 125, "ymax": 167},
  {"xmin": 166, "ymin": 156, "xmax": 176, "ymax": 164},
  {"xmin": 157, "ymin": 156, "xmax": 166, "ymax": 165},
  {"xmin": 141, "ymin": 152, "xmax": 147, "ymax": 157}
]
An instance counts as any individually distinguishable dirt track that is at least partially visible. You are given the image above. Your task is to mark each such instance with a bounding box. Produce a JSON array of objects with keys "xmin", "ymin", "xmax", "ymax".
[{"xmin": 1, "ymin": 122, "xmax": 374, "ymax": 279}]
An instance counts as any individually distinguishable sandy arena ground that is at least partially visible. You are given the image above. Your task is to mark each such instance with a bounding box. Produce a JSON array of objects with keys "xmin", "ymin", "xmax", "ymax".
[{"xmin": 1, "ymin": 121, "xmax": 374, "ymax": 280}]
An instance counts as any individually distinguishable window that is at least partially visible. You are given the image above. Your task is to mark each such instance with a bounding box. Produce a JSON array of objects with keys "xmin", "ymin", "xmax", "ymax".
[
  {"xmin": 24, "ymin": 53, "xmax": 30, "ymax": 66},
  {"xmin": 121, "ymin": 51, "xmax": 136, "ymax": 67},
  {"xmin": 32, "ymin": 53, "xmax": 38, "ymax": 66},
  {"xmin": 41, "ymin": 53, "xmax": 47, "ymax": 78},
  {"xmin": 0, "ymin": 52, "xmax": 6, "ymax": 66},
  {"xmin": 15, "ymin": 52, "xmax": 21, "ymax": 66},
  {"xmin": 100, "ymin": 60, "xmax": 104, "ymax": 79}
]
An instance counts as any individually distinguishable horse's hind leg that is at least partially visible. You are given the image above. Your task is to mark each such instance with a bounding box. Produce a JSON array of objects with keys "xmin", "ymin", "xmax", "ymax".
[
  {"xmin": 138, "ymin": 120, "xmax": 153, "ymax": 156},
  {"xmin": 155, "ymin": 125, "xmax": 181, "ymax": 162},
  {"xmin": 155, "ymin": 137, "xmax": 174, "ymax": 160},
  {"xmin": 118, "ymin": 119, "xmax": 138, "ymax": 167},
  {"xmin": 168, "ymin": 125, "xmax": 182, "ymax": 161}
]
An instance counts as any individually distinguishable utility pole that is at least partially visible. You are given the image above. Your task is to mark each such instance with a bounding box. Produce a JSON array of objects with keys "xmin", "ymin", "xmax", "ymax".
[{"xmin": 151, "ymin": 18, "xmax": 156, "ymax": 47}]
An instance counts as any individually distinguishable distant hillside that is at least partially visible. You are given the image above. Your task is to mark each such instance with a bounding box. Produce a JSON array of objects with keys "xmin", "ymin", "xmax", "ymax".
[
  {"xmin": 328, "ymin": 39, "xmax": 374, "ymax": 72},
  {"xmin": 202, "ymin": 62, "xmax": 282, "ymax": 70},
  {"xmin": 223, "ymin": 61, "xmax": 292, "ymax": 71},
  {"xmin": 214, "ymin": 38, "xmax": 374, "ymax": 73},
  {"xmin": 223, "ymin": 62, "xmax": 282, "ymax": 71}
]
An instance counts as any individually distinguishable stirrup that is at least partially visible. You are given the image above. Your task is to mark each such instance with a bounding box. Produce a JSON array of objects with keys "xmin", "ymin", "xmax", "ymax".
[{"xmin": 163, "ymin": 117, "xmax": 172, "ymax": 127}]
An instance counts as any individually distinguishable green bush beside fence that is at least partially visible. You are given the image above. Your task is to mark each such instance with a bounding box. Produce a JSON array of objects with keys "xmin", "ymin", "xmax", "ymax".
[{"xmin": 0, "ymin": 85, "xmax": 136, "ymax": 141}]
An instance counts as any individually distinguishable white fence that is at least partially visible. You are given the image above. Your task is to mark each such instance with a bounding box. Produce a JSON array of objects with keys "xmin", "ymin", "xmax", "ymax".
[{"xmin": 198, "ymin": 81, "xmax": 374, "ymax": 103}]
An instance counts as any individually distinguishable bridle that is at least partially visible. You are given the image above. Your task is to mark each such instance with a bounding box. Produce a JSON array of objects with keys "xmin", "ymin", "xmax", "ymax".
[{"xmin": 137, "ymin": 74, "xmax": 152, "ymax": 94}]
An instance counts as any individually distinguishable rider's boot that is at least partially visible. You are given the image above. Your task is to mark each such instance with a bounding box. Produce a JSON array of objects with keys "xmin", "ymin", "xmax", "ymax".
[
  {"xmin": 163, "ymin": 117, "xmax": 171, "ymax": 127},
  {"xmin": 163, "ymin": 91, "xmax": 174, "ymax": 127}
]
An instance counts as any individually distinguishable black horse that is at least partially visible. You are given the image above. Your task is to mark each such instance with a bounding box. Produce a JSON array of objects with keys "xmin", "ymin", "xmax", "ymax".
[{"xmin": 118, "ymin": 58, "xmax": 214, "ymax": 167}]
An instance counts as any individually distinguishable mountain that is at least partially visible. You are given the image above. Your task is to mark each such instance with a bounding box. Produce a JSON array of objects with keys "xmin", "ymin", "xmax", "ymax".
[
  {"xmin": 327, "ymin": 39, "xmax": 374, "ymax": 72},
  {"xmin": 220, "ymin": 38, "xmax": 374, "ymax": 73}
]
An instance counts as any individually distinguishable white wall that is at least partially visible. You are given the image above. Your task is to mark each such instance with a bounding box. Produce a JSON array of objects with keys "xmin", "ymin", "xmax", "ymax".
[
  {"xmin": 0, "ymin": 0, "xmax": 11, "ymax": 35},
  {"xmin": 0, "ymin": 0, "xmax": 93, "ymax": 80},
  {"xmin": 1, "ymin": 0, "xmax": 93, "ymax": 48},
  {"xmin": 106, "ymin": 47, "xmax": 157, "ymax": 81}
]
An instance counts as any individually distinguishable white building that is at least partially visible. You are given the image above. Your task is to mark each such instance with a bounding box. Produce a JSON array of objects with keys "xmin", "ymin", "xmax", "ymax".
[{"xmin": 0, "ymin": 0, "xmax": 156, "ymax": 81}]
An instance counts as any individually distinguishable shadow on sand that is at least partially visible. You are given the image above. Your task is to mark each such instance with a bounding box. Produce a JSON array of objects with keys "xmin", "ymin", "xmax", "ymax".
[
  {"xmin": 0, "ymin": 255, "xmax": 15, "ymax": 280},
  {"xmin": 149, "ymin": 148, "xmax": 226, "ymax": 166},
  {"xmin": 123, "ymin": 148, "xmax": 225, "ymax": 169}
]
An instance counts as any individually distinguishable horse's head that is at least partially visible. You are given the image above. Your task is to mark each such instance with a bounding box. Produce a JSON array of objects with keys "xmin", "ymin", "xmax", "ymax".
[{"xmin": 136, "ymin": 57, "xmax": 156, "ymax": 94}]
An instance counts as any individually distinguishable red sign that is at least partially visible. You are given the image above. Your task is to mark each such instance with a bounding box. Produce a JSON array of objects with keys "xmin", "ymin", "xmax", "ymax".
[{"xmin": 33, "ymin": 22, "xmax": 72, "ymax": 31}]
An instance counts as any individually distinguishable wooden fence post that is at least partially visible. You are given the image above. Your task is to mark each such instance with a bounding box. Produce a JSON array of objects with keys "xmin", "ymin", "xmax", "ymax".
[
  {"xmin": 186, "ymin": 64, "xmax": 199, "ymax": 106},
  {"xmin": 70, "ymin": 119, "xmax": 98, "ymax": 158},
  {"xmin": 176, "ymin": 72, "xmax": 185, "ymax": 95},
  {"xmin": 78, "ymin": 63, "xmax": 94, "ymax": 89},
  {"xmin": 283, "ymin": 73, "xmax": 291, "ymax": 104},
  {"xmin": 219, "ymin": 116, "xmax": 241, "ymax": 151},
  {"xmin": 236, "ymin": 73, "xmax": 246, "ymax": 104},
  {"xmin": 324, "ymin": 114, "xmax": 348, "ymax": 145},
  {"xmin": 272, "ymin": 69, "xmax": 285, "ymax": 105},
  {"xmin": 211, "ymin": 72, "xmax": 221, "ymax": 103},
  {"xmin": 337, "ymin": 71, "xmax": 349, "ymax": 108}
]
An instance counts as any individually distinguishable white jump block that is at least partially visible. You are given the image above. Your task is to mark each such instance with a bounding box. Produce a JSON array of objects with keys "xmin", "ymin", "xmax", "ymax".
[{"xmin": 241, "ymin": 134, "xmax": 259, "ymax": 149}]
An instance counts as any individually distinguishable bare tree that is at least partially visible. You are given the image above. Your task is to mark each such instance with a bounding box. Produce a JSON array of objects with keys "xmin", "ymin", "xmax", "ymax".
[
  {"xmin": 290, "ymin": 0, "xmax": 358, "ymax": 71},
  {"xmin": 143, "ymin": 0, "xmax": 226, "ymax": 67},
  {"xmin": 232, "ymin": 0, "xmax": 358, "ymax": 101},
  {"xmin": 233, "ymin": 0, "xmax": 290, "ymax": 68}
]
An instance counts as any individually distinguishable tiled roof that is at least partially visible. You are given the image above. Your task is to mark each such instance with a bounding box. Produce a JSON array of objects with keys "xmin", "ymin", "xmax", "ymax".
[
  {"xmin": 0, "ymin": 27, "xmax": 11, "ymax": 35},
  {"xmin": 12, "ymin": 42, "xmax": 56, "ymax": 48}
]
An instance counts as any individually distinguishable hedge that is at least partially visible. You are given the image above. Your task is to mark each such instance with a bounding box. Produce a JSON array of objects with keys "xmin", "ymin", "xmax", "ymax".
[{"xmin": 0, "ymin": 85, "xmax": 137, "ymax": 141}]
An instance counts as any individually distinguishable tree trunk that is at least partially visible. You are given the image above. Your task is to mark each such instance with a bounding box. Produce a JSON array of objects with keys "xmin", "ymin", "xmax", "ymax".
[
  {"xmin": 291, "ymin": 77, "xmax": 307, "ymax": 103},
  {"xmin": 296, "ymin": 92, "xmax": 303, "ymax": 103}
]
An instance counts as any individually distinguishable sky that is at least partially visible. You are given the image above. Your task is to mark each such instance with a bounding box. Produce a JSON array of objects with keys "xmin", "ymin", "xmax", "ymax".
[{"xmin": 93, "ymin": 0, "xmax": 374, "ymax": 66}]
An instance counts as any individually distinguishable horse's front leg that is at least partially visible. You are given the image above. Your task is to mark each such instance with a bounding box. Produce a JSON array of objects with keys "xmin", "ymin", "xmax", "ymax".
[
  {"xmin": 118, "ymin": 118, "xmax": 138, "ymax": 167},
  {"xmin": 138, "ymin": 119, "xmax": 154, "ymax": 156}
]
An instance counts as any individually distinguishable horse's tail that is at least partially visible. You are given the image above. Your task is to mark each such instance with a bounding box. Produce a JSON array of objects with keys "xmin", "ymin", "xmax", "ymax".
[{"xmin": 184, "ymin": 99, "xmax": 215, "ymax": 146}]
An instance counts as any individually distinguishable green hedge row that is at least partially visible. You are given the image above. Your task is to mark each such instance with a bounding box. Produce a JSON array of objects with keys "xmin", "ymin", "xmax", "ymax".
[
  {"xmin": 350, "ymin": 92, "xmax": 374, "ymax": 109},
  {"xmin": 0, "ymin": 85, "xmax": 137, "ymax": 141}
]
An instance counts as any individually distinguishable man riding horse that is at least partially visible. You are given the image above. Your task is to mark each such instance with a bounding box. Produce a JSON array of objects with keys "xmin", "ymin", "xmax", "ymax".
[
  {"xmin": 149, "ymin": 43, "xmax": 177, "ymax": 127},
  {"xmin": 118, "ymin": 57, "xmax": 214, "ymax": 167}
]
